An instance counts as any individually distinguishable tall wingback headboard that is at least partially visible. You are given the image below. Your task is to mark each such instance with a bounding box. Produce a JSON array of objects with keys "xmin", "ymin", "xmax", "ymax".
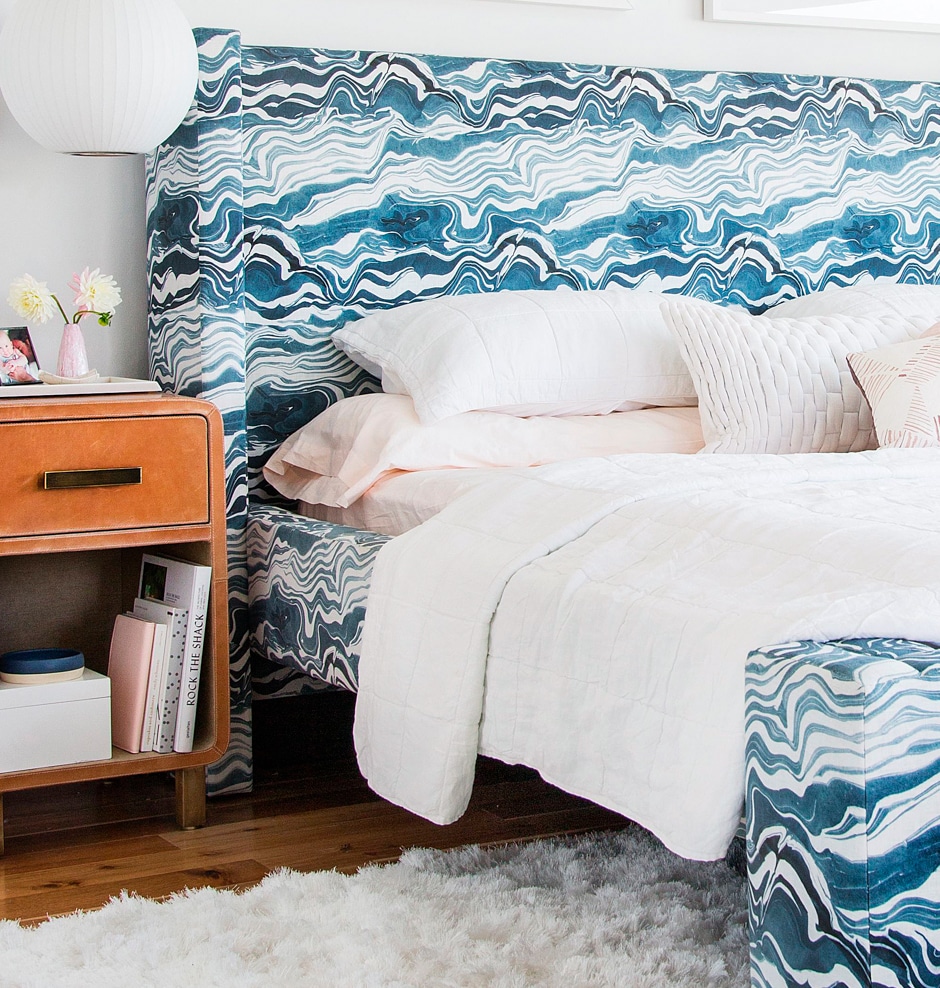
[{"xmin": 146, "ymin": 28, "xmax": 940, "ymax": 794}]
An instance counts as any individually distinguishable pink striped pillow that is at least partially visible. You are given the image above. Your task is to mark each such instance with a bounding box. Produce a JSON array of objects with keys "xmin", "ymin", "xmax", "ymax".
[{"xmin": 848, "ymin": 324, "xmax": 940, "ymax": 448}]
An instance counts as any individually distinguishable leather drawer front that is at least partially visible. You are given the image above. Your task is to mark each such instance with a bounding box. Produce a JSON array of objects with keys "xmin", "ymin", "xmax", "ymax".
[{"xmin": 1, "ymin": 415, "xmax": 210, "ymax": 537}]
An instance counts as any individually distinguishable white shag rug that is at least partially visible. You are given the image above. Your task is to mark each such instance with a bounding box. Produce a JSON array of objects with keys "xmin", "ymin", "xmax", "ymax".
[{"xmin": 0, "ymin": 828, "xmax": 748, "ymax": 988}]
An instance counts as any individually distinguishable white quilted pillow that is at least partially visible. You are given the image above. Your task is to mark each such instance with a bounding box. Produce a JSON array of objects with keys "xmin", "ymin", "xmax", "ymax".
[
  {"xmin": 332, "ymin": 288, "xmax": 700, "ymax": 424},
  {"xmin": 661, "ymin": 299, "xmax": 931, "ymax": 454}
]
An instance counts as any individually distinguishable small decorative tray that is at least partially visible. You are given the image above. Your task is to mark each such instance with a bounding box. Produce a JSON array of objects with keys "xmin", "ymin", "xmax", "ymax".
[
  {"xmin": 0, "ymin": 648, "xmax": 86, "ymax": 685},
  {"xmin": 0, "ymin": 377, "xmax": 162, "ymax": 398}
]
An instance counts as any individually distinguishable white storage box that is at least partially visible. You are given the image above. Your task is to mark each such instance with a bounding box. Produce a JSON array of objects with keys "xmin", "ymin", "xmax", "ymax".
[{"xmin": 0, "ymin": 669, "xmax": 111, "ymax": 772}]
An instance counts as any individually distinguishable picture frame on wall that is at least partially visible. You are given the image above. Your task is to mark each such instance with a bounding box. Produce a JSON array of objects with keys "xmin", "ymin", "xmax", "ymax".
[
  {"xmin": 484, "ymin": 0, "xmax": 633, "ymax": 8},
  {"xmin": 705, "ymin": 0, "xmax": 940, "ymax": 34},
  {"xmin": 0, "ymin": 326, "xmax": 40, "ymax": 385}
]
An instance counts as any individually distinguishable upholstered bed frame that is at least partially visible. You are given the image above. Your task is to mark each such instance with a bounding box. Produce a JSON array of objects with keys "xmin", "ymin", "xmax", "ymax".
[{"xmin": 145, "ymin": 28, "xmax": 940, "ymax": 797}]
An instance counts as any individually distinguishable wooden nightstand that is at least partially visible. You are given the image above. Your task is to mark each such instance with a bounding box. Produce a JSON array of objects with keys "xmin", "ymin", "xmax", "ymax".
[{"xmin": 0, "ymin": 392, "xmax": 230, "ymax": 851}]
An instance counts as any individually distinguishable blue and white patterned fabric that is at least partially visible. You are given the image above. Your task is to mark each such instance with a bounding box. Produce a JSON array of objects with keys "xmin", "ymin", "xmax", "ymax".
[
  {"xmin": 747, "ymin": 637, "xmax": 940, "ymax": 988},
  {"xmin": 145, "ymin": 29, "xmax": 253, "ymax": 793},
  {"xmin": 146, "ymin": 28, "xmax": 940, "ymax": 793},
  {"xmin": 248, "ymin": 505, "xmax": 389, "ymax": 696}
]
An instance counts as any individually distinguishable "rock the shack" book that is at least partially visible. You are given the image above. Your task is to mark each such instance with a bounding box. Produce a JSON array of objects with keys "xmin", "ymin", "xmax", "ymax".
[{"xmin": 138, "ymin": 553, "xmax": 212, "ymax": 754}]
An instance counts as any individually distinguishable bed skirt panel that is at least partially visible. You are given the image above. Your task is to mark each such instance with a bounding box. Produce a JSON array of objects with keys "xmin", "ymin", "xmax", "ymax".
[{"xmin": 247, "ymin": 504, "xmax": 390, "ymax": 696}]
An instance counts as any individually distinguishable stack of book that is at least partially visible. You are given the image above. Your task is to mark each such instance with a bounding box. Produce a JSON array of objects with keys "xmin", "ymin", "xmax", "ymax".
[{"xmin": 107, "ymin": 553, "xmax": 212, "ymax": 755}]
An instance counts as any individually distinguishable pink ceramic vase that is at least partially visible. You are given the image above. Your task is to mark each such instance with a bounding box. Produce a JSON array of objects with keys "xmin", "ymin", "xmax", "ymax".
[{"xmin": 56, "ymin": 322, "xmax": 89, "ymax": 378}]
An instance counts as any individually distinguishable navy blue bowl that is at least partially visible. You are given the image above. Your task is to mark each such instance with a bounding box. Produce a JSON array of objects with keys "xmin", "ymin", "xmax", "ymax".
[{"xmin": 0, "ymin": 648, "xmax": 85, "ymax": 677}]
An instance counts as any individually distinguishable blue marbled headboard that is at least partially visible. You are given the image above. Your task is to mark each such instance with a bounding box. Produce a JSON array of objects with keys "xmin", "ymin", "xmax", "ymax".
[{"xmin": 145, "ymin": 28, "xmax": 940, "ymax": 794}]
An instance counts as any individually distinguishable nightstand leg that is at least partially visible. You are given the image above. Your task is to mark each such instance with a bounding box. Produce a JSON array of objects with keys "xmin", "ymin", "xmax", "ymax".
[
  {"xmin": 0, "ymin": 793, "xmax": 4, "ymax": 855},
  {"xmin": 175, "ymin": 767, "xmax": 206, "ymax": 829}
]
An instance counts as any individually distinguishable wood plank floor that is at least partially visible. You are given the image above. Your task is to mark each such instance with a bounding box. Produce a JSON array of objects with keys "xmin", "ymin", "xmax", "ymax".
[{"xmin": 0, "ymin": 692, "xmax": 630, "ymax": 924}]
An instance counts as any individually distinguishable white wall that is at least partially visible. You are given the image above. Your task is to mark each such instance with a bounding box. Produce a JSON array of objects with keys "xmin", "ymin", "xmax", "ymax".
[{"xmin": 0, "ymin": 0, "xmax": 937, "ymax": 379}]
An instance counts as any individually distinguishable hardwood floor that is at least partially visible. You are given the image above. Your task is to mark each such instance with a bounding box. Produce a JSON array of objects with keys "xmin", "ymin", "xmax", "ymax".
[{"xmin": 0, "ymin": 692, "xmax": 629, "ymax": 924}]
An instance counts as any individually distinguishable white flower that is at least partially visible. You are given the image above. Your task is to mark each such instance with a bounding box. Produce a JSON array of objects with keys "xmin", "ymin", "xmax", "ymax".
[
  {"xmin": 70, "ymin": 267, "xmax": 122, "ymax": 315},
  {"xmin": 7, "ymin": 274, "xmax": 58, "ymax": 324}
]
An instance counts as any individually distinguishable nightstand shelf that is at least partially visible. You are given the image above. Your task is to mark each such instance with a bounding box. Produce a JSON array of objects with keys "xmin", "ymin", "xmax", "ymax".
[{"xmin": 0, "ymin": 393, "xmax": 230, "ymax": 852}]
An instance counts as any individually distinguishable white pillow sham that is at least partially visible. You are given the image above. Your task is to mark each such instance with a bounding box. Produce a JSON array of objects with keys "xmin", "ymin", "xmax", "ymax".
[
  {"xmin": 661, "ymin": 298, "xmax": 931, "ymax": 454},
  {"xmin": 263, "ymin": 393, "xmax": 704, "ymax": 507},
  {"xmin": 332, "ymin": 288, "xmax": 701, "ymax": 424},
  {"xmin": 770, "ymin": 281, "xmax": 940, "ymax": 320}
]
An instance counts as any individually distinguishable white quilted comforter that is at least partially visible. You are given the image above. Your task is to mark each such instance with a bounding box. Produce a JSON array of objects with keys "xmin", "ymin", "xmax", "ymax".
[{"xmin": 353, "ymin": 449, "xmax": 940, "ymax": 860}]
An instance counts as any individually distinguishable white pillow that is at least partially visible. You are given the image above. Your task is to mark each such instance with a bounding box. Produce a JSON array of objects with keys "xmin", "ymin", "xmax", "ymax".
[
  {"xmin": 770, "ymin": 281, "xmax": 940, "ymax": 321},
  {"xmin": 263, "ymin": 393, "xmax": 704, "ymax": 507},
  {"xmin": 661, "ymin": 299, "xmax": 931, "ymax": 454},
  {"xmin": 332, "ymin": 288, "xmax": 701, "ymax": 424}
]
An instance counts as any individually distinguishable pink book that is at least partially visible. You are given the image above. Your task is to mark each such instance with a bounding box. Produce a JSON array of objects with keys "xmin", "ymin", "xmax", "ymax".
[{"xmin": 107, "ymin": 613, "xmax": 156, "ymax": 754}]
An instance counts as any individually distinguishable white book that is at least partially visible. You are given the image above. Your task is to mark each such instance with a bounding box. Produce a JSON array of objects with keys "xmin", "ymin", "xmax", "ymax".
[
  {"xmin": 132, "ymin": 597, "xmax": 187, "ymax": 754},
  {"xmin": 138, "ymin": 553, "xmax": 212, "ymax": 754},
  {"xmin": 136, "ymin": 617, "xmax": 167, "ymax": 752}
]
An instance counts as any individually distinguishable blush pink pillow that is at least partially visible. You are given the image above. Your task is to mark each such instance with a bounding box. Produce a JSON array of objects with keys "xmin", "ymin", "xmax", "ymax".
[{"xmin": 264, "ymin": 393, "xmax": 704, "ymax": 507}]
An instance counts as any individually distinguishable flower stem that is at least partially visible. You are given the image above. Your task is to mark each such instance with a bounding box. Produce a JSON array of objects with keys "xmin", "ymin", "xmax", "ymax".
[
  {"xmin": 51, "ymin": 294, "xmax": 69, "ymax": 324},
  {"xmin": 73, "ymin": 309, "xmax": 111, "ymax": 326}
]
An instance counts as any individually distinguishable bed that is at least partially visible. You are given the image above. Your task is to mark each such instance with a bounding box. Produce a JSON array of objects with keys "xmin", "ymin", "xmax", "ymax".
[{"xmin": 144, "ymin": 29, "xmax": 940, "ymax": 842}]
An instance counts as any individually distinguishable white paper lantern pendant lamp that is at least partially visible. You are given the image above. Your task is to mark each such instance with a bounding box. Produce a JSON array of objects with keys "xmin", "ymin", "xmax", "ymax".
[{"xmin": 0, "ymin": 0, "xmax": 198, "ymax": 155}]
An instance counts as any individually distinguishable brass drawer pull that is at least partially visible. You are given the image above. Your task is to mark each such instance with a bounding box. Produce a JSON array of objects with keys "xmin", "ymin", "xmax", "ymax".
[{"xmin": 43, "ymin": 467, "xmax": 143, "ymax": 490}]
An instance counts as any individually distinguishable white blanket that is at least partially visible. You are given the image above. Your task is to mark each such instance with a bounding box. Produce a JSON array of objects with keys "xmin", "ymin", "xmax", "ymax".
[{"xmin": 353, "ymin": 450, "xmax": 940, "ymax": 860}]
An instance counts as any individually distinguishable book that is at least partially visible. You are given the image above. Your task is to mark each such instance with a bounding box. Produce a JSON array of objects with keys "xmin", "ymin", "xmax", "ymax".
[
  {"xmin": 107, "ymin": 613, "xmax": 157, "ymax": 754},
  {"xmin": 137, "ymin": 617, "xmax": 167, "ymax": 752},
  {"xmin": 138, "ymin": 553, "xmax": 212, "ymax": 754},
  {"xmin": 132, "ymin": 597, "xmax": 187, "ymax": 753}
]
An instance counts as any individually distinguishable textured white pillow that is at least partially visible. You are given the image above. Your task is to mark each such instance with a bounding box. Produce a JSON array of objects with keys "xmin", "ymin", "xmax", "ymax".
[
  {"xmin": 332, "ymin": 288, "xmax": 701, "ymax": 424},
  {"xmin": 264, "ymin": 393, "xmax": 705, "ymax": 507},
  {"xmin": 770, "ymin": 281, "xmax": 940, "ymax": 321},
  {"xmin": 661, "ymin": 299, "xmax": 931, "ymax": 454},
  {"xmin": 848, "ymin": 324, "xmax": 940, "ymax": 448}
]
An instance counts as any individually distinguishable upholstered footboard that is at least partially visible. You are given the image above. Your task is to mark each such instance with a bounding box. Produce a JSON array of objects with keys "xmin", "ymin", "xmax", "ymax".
[
  {"xmin": 747, "ymin": 637, "xmax": 940, "ymax": 988},
  {"xmin": 247, "ymin": 504, "xmax": 390, "ymax": 697}
]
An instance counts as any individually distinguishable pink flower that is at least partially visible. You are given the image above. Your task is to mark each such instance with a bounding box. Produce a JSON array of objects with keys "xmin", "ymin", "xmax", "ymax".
[{"xmin": 70, "ymin": 267, "xmax": 122, "ymax": 316}]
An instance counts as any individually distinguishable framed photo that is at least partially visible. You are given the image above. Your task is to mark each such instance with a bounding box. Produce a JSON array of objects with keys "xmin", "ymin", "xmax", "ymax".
[{"xmin": 0, "ymin": 326, "xmax": 41, "ymax": 385}]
